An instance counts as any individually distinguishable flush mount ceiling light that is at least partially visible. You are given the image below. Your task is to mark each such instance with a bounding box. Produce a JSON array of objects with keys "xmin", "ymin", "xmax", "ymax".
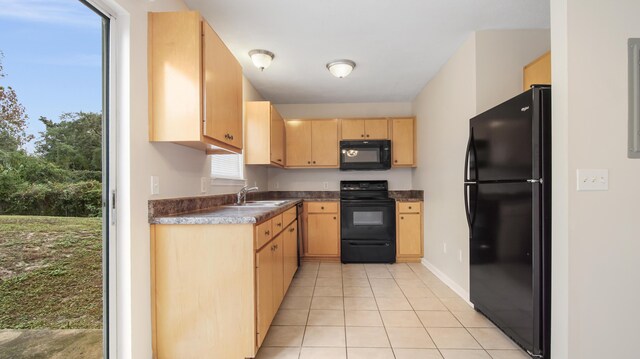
[
  {"xmin": 326, "ymin": 59, "xmax": 356, "ymax": 78},
  {"xmin": 248, "ymin": 49, "xmax": 275, "ymax": 71}
]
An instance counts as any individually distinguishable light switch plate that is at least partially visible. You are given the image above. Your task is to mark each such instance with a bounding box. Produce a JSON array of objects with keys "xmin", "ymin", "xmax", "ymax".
[{"xmin": 577, "ymin": 169, "xmax": 609, "ymax": 191}]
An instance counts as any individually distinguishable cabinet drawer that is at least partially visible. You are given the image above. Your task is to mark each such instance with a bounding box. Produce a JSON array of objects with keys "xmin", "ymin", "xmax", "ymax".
[
  {"xmin": 282, "ymin": 206, "xmax": 297, "ymax": 226},
  {"xmin": 398, "ymin": 202, "xmax": 420, "ymax": 214},
  {"xmin": 272, "ymin": 214, "xmax": 284, "ymax": 235},
  {"xmin": 307, "ymin": 202, "xmax": 338, "ymax": 213},
  {"xmin": 255, "ymin": 220, "xmax": 273, "ymax": 249}
]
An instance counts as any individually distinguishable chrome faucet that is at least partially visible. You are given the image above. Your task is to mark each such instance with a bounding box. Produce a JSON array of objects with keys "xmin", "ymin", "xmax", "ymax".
[{"xmin": 236, "ymin": 186, "xmax": 259, "ymax": 205}]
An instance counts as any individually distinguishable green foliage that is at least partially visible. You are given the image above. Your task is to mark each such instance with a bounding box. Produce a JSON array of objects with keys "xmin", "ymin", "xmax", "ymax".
[
  {"xmin": 0, "ymin": 53, "xmax": 102, "ymax": 217},
  {"xmin": 0, "ymin": 181, "xmax": 102, "ymax": 217},
  {"xmin": 36, "ymin": 112, "xmax": 102, "ymax": 172},
  {"xmin": 0, "ymin": 51, "xmax": 33, "ymax": 152},
  {"xmin": 0, "ymin": 150, "xmax": 102, "ymax": 217}
]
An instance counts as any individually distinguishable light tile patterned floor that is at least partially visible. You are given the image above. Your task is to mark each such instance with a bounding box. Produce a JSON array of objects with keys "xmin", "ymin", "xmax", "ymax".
[{"xmin": 256, "ymin": 261, "xmax": 529, "ymax": 359}]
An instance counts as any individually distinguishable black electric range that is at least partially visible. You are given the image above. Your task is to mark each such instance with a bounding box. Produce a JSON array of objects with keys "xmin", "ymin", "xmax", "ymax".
[{"xmin": 340, "ymin": 180, "xmax": 396, "ymax": 263}]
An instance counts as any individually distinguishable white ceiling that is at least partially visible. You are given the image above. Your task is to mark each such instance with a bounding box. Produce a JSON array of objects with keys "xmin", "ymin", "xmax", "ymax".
[{"xmin": 184, "ymin": 0, "xmax": 550, "ymax": 104}]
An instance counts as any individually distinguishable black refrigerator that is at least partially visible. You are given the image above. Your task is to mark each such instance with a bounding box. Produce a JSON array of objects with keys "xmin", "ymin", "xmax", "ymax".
[{"xmin": 464, "ymin": 86, "xmax": 551, "ymax": 358}]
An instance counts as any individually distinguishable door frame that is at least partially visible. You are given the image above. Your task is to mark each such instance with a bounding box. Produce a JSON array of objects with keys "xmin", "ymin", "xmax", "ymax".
[{"xmin": 79, "ymin": 1, "xmax": 117, "ymax": 358}]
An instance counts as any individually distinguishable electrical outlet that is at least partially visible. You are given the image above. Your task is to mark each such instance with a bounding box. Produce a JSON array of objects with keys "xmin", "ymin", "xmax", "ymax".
[
  {"xmin": 443, "ymin": 242, "xmax": 447, "ymax": 253},
  {"xmin": 577, "ymin": 169, "xmax": 609, "ymax": 191},
  {"xmin": 323, "ymin": 182, "xmax": 329, "ymax": 189},
  {"xmin": 151, "ymin": 176, "xmax": 160, "ymax": 195},
  {"xmin": 200, "ymin": 177, "xmax": 209, "ymax": 193},
  {"xmin": 459, "ymin": 250, "xmax": 463, "ymax": 262}
]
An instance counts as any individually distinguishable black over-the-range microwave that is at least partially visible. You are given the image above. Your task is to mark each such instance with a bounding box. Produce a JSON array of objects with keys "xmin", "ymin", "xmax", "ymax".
[{"xmin": 339, "ymin": 140, "xmax": 391, "ymax": 170}]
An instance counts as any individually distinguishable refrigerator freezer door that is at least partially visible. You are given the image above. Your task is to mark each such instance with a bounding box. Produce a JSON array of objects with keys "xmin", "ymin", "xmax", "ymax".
[
  {"xmin": 470, "ymin": 181, "xmax": 538, "ymax": 353},
  {"xmin": 470, "ymin": 91, "xmax": 535, "ymax": 182}
]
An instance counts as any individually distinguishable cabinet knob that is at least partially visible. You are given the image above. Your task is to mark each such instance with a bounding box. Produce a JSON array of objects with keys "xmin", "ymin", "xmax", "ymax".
[
  {"xmin": 321, "ymin": 206, "xmax": 325, "ymax": 210},
  {"xmin": 308, "ymin": 161, "xmax": 311, "ymax": 164},
  {"xmin": 361, "ymin": 134, "xmax": 364, "ymax": 138},
  {"xmin": 333, "ymin": 216, "xmax": 337, "ymax": 220},
  {"xmin": 394, "ymin": 160, "xmax": 398, "ymax": 163},
  {"xmin": 265, "ymin": 230, "xmax": 270, "ymax": 235},
  {"xmin": 313, "ymin": 161, "xmax": 316, "ymax": 164},
  {"xmin": 277, "ymin": 223, "xmax": 282, "ymax": 227},
  {"xmin": 401, "ymin": 216, "xmax": 404, "ymax": 220},
  {"xmin": 277, "ymin": 159, "xmax": 282, "ymax": 162},
  {"xmin": 289, "ymin": 228, "xmax": 294, "ymax": 232},
  {"xmin": 408, "ymin": 206, "xmax": 412, "ymax": 209},
  {"xmin": 230, "ymin": 134, "xmax": 234, "ymax": 140},
  {"xmin": 366, "ymin": 134, "xmax": 370, "ymax": 137}
]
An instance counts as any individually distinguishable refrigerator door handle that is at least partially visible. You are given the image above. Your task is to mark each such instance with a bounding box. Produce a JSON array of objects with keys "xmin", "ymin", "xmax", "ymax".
[
  {"xmin": 464, "ymin": 130, "xmax": 474, "ymax": 182},
  {"xmin": 464, "ymin": 183, "xmax": 477, "ymax": 229}
]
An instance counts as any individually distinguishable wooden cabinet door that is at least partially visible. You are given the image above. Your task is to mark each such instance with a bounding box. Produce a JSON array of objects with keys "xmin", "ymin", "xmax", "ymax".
[
  {"xmin": 365, "ymin": 119, "xmax": 389, "ymax": 139},
  {"xmin": 285, "ymin": 120, "xmax": 312, "ymax": 166},
  {"xmin": 270, "ymin": 106, "xmax": 285, "ymax": 166},
  {"xmin": 307, "ymin": 213, "xmax": 339, "ymax": 256},
  {"xmin": 311, "ymin": 120, "xmax": 339, "ymax": 166},
  {"xmin": 523, "ymin": 51, "xmax": 551, "ymax": 91},
  {"xmin": 255, "ymin": 244, "xmax": 273, "ymax": 347},
  {"xmin": 391, "ymin": 118, "xmax": 415, "ymax": 166},
  {"xmin": 271, "ymin": 235, "xmax": 284, "ymax": 311},
  {"xmin": 341, "ymin": 119, "xmax": 365, "ymax": 139},
  {"xmin": 148, "ymin": 12, "xmax": 202, "ymax": 143},
  {"xmin": 283, "ymin": 223, "xmax": 298, "ymax": 290},
  {"xmin": 203, "ymin": 21, "xmax": 243, "ymax": 150},
  {"xmin": 398, "ymin": 213, "xmax": 422, "ymax": 256}
]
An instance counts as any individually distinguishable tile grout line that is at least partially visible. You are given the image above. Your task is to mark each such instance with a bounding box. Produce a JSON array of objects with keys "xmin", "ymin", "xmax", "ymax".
[
  {"xmin": 407, "ymin": 262, "xmax": 447, "ymax": 359},
  {"xmin": 298, "ymin": 261, "xmax": 319, "ymax": 359},
  {"xmin": 381, "ymin": 264, "xmax": 398, "ymax": 359},
  {"xmin": 341, "ymin": 263, "xmax": 347, "ymax": 358}
]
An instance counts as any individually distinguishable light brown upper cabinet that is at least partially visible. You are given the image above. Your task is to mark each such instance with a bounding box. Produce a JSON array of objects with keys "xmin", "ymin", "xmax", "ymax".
[
  {"xmin": 523, "ymin": 51, "xmax": 551, "ymax": 91},
  {"xmin": 341, "ymin": 119, "xmax": 389, "ymax": 140},
  {"xmin": 391, "ymin": 118, "xmax": 416, "ymax": 167},
  {"xmin": 245, "ymin": 101, "xmax": 285, "ymax": 167},
  {"xmin": 285, "ymin": 119, "xmax": 339, "ymax": 167},
  {"xmin": 148, "ymin": 11, "xmax": 243, "ymax": 153}
]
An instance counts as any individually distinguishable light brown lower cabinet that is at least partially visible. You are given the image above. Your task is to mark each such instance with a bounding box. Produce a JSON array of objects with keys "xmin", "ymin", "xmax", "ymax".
[
  {"xmin": 283, "ymin": 224, "xmax": 298, "ymax": 289},
  {"xmin": 303, "ymin": 201, "xmax": 340, "ymax": 258},
  {"xmin": 151, "ymin": 205, "xmax": 298, "ymax": 359},
  {"xmin": 396, "ymin": 201, "xmax": 424, "ymax": 262},
  {"xmin": 256, "ymin": 220, "xmax": 297, "ymax": 347}
]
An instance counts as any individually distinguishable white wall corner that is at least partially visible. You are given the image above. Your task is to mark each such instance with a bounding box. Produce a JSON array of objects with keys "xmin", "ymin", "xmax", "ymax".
[{"xmin": 421, "ymin": 258, "xmax": 473, "ymax": 307}]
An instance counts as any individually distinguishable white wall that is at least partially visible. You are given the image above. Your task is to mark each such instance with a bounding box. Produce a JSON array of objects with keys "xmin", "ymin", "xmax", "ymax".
[
  {"xmin": 107, "ymin": 0, "xmax": 267, "ymax": 357},
  {"xmin": 268, "ymin": 102, "xmax": 414, "ymax": 191},
  {"xmin": 412, "ymin": 34, "xmax": 477, "ymax": 295},
  {"xmin": 268, "ymin": 168, "xmax": 413, "ymax": 191},
  {"xmin": 411, "ymin": 30, "xmax": 550, "ymax": 297},
  {"xmin": 552, "ymin": 0, "xmax": 640, "ymax": 357},
  {"xmin": 476, "ymin": 30, "xmax": 551, "ymax": 113}
]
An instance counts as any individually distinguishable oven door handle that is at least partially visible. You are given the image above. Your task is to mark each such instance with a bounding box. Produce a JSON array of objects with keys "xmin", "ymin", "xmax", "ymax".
[{"xmin": 345, "ymin": 241, "xmax": 391, "ymax": 247}]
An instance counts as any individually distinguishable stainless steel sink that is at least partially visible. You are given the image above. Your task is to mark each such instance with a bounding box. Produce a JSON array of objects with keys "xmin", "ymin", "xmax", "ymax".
[{"xmin": 224, "ymin": 200, "xmax": 289, "ymax": 208}]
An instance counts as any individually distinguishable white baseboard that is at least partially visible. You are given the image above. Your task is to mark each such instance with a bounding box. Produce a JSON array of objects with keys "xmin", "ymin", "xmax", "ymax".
[{"xmin": 420, "ymin": 258, "xmax": 473, "ymax": 308}]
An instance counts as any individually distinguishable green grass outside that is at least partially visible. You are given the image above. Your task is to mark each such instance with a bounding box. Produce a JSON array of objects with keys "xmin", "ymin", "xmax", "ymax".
[{"xmin": 0, "ymin": 216, "xmax": 103, "ymax": 329}]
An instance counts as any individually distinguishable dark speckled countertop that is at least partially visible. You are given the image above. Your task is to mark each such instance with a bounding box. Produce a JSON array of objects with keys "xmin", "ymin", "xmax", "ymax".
[
  {"xmin": 150, "ymin": 199, "xmax": 302, "ymax": 225},
  {"xmin": 149, "ymin": 190, "xmax": 423, "ymax": 225}
]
